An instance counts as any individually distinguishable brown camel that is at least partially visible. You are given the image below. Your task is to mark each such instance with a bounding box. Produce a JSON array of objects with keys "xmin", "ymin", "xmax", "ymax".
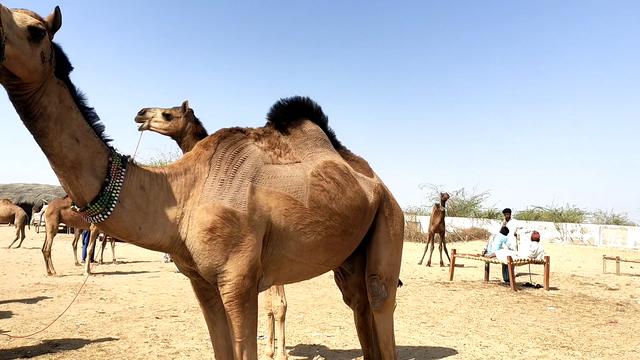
[
  {"xmin": 43, "ymin": 196, "xmax": 115, "ymax": 275},
  {"xmin": 0, "ymin": 6, "xmax": 404, "ymax": 360},
  {"xmin": 138, "ymin": 101, "xmax": 291, "ymax": 360},
  {"xmin": 418, "ymin": 192, "xmax": 451, "ymax": 267},
  {"xmin": 135, "ymin": 100, "xmax": 392, "ymax": 360},
  {"xmin": 0, "ymin": 198, "xmax": 28, "ymax": 248}
]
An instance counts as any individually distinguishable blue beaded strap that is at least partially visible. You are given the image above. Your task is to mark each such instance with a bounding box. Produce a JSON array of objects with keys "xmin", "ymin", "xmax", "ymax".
[{"xmin": 72, "ymin": 148, "xmax": 129, "ymax": 223}]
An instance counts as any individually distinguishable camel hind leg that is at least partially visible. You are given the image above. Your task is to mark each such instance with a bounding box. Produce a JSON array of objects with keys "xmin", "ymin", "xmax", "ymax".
[
  {"xmin": 439, "ymin": 231, "xmax": 450, "ymax": 266},
  {"xmin": 262, "ymin": 286, "xmax": 276, "ymax": 360},
  {"xmin": 417, "ymin": 235, "xmax": 431, "ymax": 265},
  {"xmin": 425, "ymin": 231, "xmax": 436, "ymax": 267},
  {"xmin": 110, "ymin": 237, "xmax": 117, "ymax": 264},
  {"xmin": 15, "ymin": 222, "xmax": 26, "ymax": 248},
  {"xmin": 365, "ymin": 194, "xmax": 404, "ymax": 360},
  {"xmin": 72, "ymin": 228, "xmax": 82, "ymax": 266},
  {"xmin": 98, "ymin": 234, "xmax": 108, "ymax": 264},
  {"xmin": 42, "ymin": 220, "xmax": 58, "ymax": 276},
  {"xmin": 7, "ymin": 225, "xmax": 20, "ymax": 249}
]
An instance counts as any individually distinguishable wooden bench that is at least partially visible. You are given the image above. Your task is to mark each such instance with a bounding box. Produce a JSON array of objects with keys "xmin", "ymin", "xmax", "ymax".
[
  {"xmin": 603, "ymin": 255, "xmax": 640, "ymax": 275},
  {"xmin": 448, "ymin": 249, "xmax": 550, "ymax": 291}
]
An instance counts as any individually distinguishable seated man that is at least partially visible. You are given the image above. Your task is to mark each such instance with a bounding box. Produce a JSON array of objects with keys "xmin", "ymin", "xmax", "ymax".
[
  {"xmin": 483, "ymin": 226, "xmax": 510, "ymax": 257},
  {"xmin": 484, "ymin": 226, "xmax": 514, "ymax": 283},
  {"xmin": 518, "ymin": 230, "xmax": 544, "ymax": 260}
]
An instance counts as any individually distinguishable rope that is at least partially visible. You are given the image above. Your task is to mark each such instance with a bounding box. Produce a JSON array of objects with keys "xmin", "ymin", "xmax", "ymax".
[
  {"xmin": 132, "ymin": 131, "xmax": 144, "ymax": 161},
  {"xmin": 0, "ymin": 265, "xmax": 93, "ymax": 339}
]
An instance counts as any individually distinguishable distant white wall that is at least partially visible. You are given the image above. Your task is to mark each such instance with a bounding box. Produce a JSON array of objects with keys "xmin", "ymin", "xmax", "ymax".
[{"xmin": 405, "ymin": 214, "xmax": 640, "ymax": 250}]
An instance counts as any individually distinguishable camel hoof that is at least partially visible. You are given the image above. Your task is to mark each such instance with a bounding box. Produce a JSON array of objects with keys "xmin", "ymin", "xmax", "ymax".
[
  {"xmin": 440, "ymin": 263, "xmax": 445, "ymax": 267},
  {"xmin": 75, "ymin": 262, "xmax": 81, "ymax": 267},
  {"xmin": 426, "ymin": 262, "xmax": 431, "ymax": 267}
]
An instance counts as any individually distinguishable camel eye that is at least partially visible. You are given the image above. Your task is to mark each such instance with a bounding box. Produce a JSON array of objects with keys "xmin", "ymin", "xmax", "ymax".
[
  {"xmin": 27, "ymin": 25, "xmax": 47, "ymax": 43},
  {"xmin": 162, "ymin": 112, "xmax": 174, "ymax": 121}
]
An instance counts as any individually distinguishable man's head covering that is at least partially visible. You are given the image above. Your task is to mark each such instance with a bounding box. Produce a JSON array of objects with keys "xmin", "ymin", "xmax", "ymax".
[{"xmin": 531, "ymin": 231, "xmax": 541, "ymax": 241}]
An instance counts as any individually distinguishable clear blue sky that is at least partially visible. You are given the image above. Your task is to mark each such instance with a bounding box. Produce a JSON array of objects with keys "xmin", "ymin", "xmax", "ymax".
[{"xmin": 1, "ymin": 1, "xmax": 638, "ymax": 222}]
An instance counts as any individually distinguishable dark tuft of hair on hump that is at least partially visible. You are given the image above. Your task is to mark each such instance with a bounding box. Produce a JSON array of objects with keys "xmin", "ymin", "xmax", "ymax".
[
  {"xmin": 52, "ymin": 43, "xmax": 112, "ymax": 144},
  {"xmin": 266, "ymin": 96, "xmax": 343, "ymax": 150}
]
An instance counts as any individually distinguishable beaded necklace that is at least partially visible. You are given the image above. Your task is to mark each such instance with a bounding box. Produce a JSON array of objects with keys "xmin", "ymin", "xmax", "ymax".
[{"xmin": 72, "ymin": 148, "xmax": 129, "ymax": 223}]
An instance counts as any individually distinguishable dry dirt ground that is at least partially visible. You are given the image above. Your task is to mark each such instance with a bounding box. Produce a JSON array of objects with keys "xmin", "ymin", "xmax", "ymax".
[{"xmin": 1, "ymin": 225, "xmax": 639, "ymax": 359}]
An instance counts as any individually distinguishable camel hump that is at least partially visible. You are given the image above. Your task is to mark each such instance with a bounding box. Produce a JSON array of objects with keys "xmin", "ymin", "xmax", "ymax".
[{"xmin": 266, "ymin": 96, "xmax": 344, "ymax": 151}]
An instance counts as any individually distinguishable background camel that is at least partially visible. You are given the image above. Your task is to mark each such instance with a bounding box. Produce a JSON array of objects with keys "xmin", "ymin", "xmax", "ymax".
[
  {"xmin": 418, "ymin": 192, "xmax": 451, "ymax": 267},
  {"xmin": 0, "ymin": 6, "xmax": 404, "ymax": 359},
  {"xmin": 0, "ymin": 198, "xmax": 28, "ymax": 248}
]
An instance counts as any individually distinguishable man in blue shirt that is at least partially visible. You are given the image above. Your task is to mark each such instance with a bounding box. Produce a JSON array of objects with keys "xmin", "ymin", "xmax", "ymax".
[{"xmin": 483, "ymin": 226, "xmax": 511, "ymax": 283}]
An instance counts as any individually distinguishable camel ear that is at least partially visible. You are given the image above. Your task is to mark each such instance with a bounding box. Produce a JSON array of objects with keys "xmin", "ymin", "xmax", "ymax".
[
  {"xmin": 45, "ymin": 6, "xmax": 62, "ymax": 38},
  {"xmin": 181, "ymin": 100, "xmax": 190, "ymax": 113}
]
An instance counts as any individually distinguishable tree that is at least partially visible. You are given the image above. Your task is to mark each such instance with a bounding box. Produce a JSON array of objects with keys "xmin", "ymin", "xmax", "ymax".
[
  {"xmin": 590, "ymin": 209, "xmax": 636, "ymax": 226},
  {"xmin": 141, "ymin": 150, "xmax": 181, "ymax": 168}
]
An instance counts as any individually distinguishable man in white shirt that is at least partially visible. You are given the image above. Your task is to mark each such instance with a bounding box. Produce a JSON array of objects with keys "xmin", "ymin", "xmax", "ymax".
[{"xmin": 501, "ymin": 208, "xmax": 521, "ymax": 251}]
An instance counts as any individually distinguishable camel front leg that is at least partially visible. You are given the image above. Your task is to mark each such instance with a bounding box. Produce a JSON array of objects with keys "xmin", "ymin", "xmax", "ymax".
[
  {"xmin": 84, "ymin": 227, "xmax": 100, "ymax": 275},
  {"xmin": 219, "ymin": 277, "xmax": 259, "ymax": 360},
  {"xmin": 189, "ymin": 277, "xmax": 234, "ymax": 359},
  {"xmin": 262, "ymin": 287, "xmax": 276, "ymax": 360}
]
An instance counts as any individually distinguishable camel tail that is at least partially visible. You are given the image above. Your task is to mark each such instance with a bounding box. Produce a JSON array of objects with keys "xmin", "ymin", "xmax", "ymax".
[{"xmin": 266, "ymin": 96, "xmax": 344, "ymax": 151}]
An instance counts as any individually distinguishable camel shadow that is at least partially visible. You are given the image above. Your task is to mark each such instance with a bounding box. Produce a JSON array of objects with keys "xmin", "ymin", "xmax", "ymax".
[
  {"xmin": 95, "ymin": 270, "xmax": 157, "ymax": 276},
  {"xmin": 0, "ymin": 337, "xmax": 117, "ymax": 359},
  {"xmin": 111, "ymin": 259, "xmax": 155, "ymax": 265},
  {"xmin": 0, "ymin": 296, "xmax": 52, "ymax": 305},
  {"xmin": 288, "ymin": 344, "xmax": 458, "ymax": 359}
]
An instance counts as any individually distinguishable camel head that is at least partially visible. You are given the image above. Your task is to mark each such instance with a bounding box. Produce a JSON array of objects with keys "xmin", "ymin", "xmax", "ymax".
[
  {"xmin": 440, "ymin": 192, "xmax": 450, "ymax": 203},
  {"xmin": 135, "ymin": 100, "xmax": 194, "ymax": 137},
  {"xmin": 0, "ymin": 5, "xmax": 62, "ymax": 85}
]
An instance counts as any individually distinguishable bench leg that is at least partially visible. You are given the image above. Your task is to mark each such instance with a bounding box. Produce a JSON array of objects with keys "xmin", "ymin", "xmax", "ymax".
[
  {"xmin": 602, "ymin": 255, "xmax": 606, "ymax": 274},
  {"xmin": 484, "ymin": 262, "xmax": 490, "ymax": 282},
  {"xmin": 544, "ymin": 256, "xmax": 550, "ymax": 291},
  {"xmin": 616, "ymin": 256, "xmax": 621, "ymax": 276},
  {"xmin": 507, "ymin": 256, "xmax": 516, "ymax": 291},
  {"xmin": 449, "ymin": 249, "xmax": 457, "ymax": 281}
]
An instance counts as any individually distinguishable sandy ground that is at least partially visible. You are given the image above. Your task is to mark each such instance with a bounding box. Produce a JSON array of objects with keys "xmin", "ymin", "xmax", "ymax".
[{"xmin": 1, "ymin": 225, "xmax": 639, "ymax": 359}]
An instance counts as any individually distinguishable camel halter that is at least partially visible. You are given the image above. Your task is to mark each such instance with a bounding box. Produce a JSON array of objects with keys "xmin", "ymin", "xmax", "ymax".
[{"xmin": 72, "ymin": 148, "xmax": 129, "ymax": 223}]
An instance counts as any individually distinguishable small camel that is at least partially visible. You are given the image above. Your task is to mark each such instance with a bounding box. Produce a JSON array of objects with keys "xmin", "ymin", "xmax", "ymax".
[
  {"xmin": 0, "ymin": 198, "xmax": 28, "ymax": 248},
  {"xmin": 42, "ymin": 196, "xmax": 115, "ymax": 275},
  {"xmin": 137, "ymin": 101, "xmax": 291, "ymax": 360},
  {"xmin": 1, "ymin": 7, "xmax": 404, "ymax": 357},
  {"xmin": 418, "ymin": 192, "xmax": 451, "ymax": 267}
]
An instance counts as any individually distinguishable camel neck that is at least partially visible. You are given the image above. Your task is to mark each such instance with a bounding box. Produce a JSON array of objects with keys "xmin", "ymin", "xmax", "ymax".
[
  {"xmin": 6, "ymin": 76, "xmax": 109, "ymax": 206},
  {"xmin": 5, "ymin": 75, "xmax": 186, "ymax": 253},
  {"xmin": 175, "ymin": 121, "xmax": 208, "ymax": 153}
]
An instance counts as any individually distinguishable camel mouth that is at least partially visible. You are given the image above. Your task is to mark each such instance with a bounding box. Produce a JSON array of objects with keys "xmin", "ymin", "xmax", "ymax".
[
  {"xmin": 137, "ymin": 121, "xmax": 150, "ymax": 131},
  {"xmin": 134, "ymin": 115, "xmax": 150, "ymax": 131}
]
